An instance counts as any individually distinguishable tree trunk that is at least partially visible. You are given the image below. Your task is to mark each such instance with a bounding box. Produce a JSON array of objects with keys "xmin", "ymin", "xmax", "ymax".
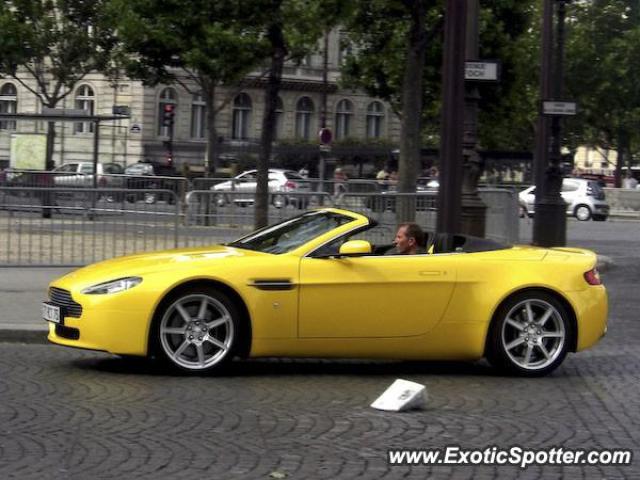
[
  {"xmin": 45, "ymin": 120, "xmax": 56, "ymax": 170},
  {"xmin": 397, "ymin": 0, "xmax": 426, "ymax": 224},
  {"xmin": 255, "ymin": 21, "xmax": 286, "ymax": 229},
  {"xmin": 205, "ymin": 82, "xmax": 219, "ymax": 177},
  {"xmin": 615, "ymin": 128, "xmax": 627, "ymax": 188}
]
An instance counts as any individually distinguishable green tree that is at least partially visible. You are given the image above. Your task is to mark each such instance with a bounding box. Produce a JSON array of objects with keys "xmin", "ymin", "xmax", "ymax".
[
  {"xmin": 565, "ymin": 0, "xmax": 640, "ymax": 185},
  {"xmin": 251, "ymin": 0, "xmax": 350, "ymax": 228},
  {"xmin": 342, "ymin": 1, "xmax": 537, "ymax": 220},
  {"xmin": 0, "ymin": 0, "xmax": 117, "ymax": 169},
  {"xmin": 111, "ymin": 0, "xmax": 266, "ymax": 176},
  {"xmin": 342, "ymin": 0, "xmax": 443, "ymax": 222}
]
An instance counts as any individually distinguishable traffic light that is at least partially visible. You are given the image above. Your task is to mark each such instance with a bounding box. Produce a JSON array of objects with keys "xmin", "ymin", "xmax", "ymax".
[{"xmin": 162, "ymin": 104, "xmax": 175, "ymax": 128}]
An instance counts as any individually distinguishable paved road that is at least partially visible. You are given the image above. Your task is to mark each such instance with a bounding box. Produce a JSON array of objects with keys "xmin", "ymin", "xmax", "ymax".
[{"xmin": 0, "ymin": 219, "xmax": 639, "ymax": 478}]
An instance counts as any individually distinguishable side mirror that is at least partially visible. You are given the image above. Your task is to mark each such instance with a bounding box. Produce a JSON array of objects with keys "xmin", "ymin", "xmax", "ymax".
[{"xmin": 338, "ymin": 240, "xmax": 372, "ymax": 256}]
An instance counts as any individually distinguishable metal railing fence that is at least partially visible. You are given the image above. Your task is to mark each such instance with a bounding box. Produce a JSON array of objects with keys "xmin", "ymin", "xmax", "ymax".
[{"xmin": 0, "ymin": 186, "xmax": 518, "ymax": 266}]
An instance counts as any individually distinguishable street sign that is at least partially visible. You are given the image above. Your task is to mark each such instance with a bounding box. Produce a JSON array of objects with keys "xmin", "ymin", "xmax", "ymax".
[
  {"xmin": 465, "ymin": 61, "xmax": 499, "ymax": 81},
  {"xmin": 543, "ymin": 101, "xmax": 577, "ymax": 116},
  {"xmin": 42, "ymin": 107, "xmax": 89, "ymax": 116},
  {"xmin": 112, "ymin": 105, "xmax": 130, "ymax": 116},
  {"xmin": 318, "ymin": 127, "xmax": 333, "ymax": 145},
  {"xmin": 319, "ymin": 144, "xmax": 332, "ymax": 153}
]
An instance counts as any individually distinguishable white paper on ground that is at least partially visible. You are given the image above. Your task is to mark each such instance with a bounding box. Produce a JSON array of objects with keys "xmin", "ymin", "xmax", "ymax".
[{"xmin": 370, "ymin": 379, "xmax": 428, "ymax": 412}]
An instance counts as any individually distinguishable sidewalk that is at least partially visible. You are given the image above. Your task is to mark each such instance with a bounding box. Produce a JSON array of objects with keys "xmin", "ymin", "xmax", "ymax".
[
  {"xmin": 0, "ymin": 267, "xmax": 72, "ymax": 342},
  {"xmin": 0, "ymin": 255, "xmax": 614, "ymax": 344}
]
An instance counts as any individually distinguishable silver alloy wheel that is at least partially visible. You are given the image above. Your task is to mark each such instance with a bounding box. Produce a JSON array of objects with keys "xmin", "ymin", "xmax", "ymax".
[
  {"xmin": 215, "ymin": 194, "xmax": 227, "ymax": 207},
  {"xmin": 272, "ymin": 194, "xmax": 286, "ymax": 208},
  {"xmin": 575, "ymin": 205, "xmax": 591, "ymax": 221},
  {"xmin": 501, "ymin": 298, "xmax": 565, "ymax": 371},
  {"xmin": 159, "ymin": 294, "xmax": 235, "ymax": 370}
]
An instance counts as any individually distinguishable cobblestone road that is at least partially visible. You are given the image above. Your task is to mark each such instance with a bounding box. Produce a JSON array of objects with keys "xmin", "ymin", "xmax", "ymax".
[{"xmin": 1, "ymin": 220, "xmax": 639, "ymax": 479}]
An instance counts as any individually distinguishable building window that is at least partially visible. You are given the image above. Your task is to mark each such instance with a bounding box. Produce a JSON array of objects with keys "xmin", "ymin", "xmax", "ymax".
[
  {"xmin": 366, "ymin": 101, "xmax": 385, "ymax": 139},
  {"xmin": 0, "ymin": 83, "xmax": 17, "ymax": 130},
  {"xmin": 295, "ymin": 96, "xmax": 315, "ymax": 140},
  {"xmin": 232, "ymin": 93, "xmax": 252, "ymax": 140},
  {"xmin": 335, "ymin": 99, "xmax": 353, "ymax": 140},
  {"xmin": 191, "ymin": 92, "xmax": 207, "ymax": 139},
  {"xmin": 74, "ymin": 84, "xmax": 94, "ymax": 134},
  {"xmin": 275, "ymin": 96, "xmax": 284, "ymax": 140},
  {"xmin": 158, "ymin": 87, "xmax": 177, "ymax": 137}
]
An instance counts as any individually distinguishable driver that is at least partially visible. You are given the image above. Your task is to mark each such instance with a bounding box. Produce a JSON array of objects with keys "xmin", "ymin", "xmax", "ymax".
[{"xmin": 391, "ymin": 223, "xmax": 425, "ymax": 255}]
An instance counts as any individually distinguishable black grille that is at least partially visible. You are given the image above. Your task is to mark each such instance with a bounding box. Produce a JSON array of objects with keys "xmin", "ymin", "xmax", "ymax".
[
  {"xmin": 55, "ymin": 324, "xmax": 80, "ymax": 340},
  {"xmin": 49, "ymin": 287, "xmax": 83, "ymax": 318}
]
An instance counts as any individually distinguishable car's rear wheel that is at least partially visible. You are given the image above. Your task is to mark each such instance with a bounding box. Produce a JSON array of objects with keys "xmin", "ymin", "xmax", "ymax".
[
  {"xmin": 272, "ymin": 194, "xmax": 287, "ymax": 208},
  {"xmin": 154, "ymin": 288, "xmax": 240, "ymax": 373},
  {"xmin": 487, "ymin": 291, "xmax": 573, "ymax": 376},
  {"xmin": 215, "ymin": 193, "xmax": 227, "ymax": 207},
  {"xmin": 575, "ymin": 204, "xmax": 592, "ymax": 221},
  {"xmin": 144, "ymin": 192, "xmax": 157, "ymax": 204}
]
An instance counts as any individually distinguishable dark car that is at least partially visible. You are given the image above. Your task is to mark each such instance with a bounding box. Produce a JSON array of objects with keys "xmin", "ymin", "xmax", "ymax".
[{"xmin": 124, "ymin": 162, "xmax": 181, "ymax": 204}]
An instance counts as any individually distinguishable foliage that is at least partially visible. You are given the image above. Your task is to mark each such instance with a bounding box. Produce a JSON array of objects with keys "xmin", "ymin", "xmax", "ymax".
[
  {"xmin": 565, "ymin": 0, "xmax": 640, "ymax": 165},
  {"xmin": 110, "ymin": 0, "xmax": 265, "ymax": 88},
  {"xmin": 0, "ymin": 0, "xmax": 117, "ymax": 107}
]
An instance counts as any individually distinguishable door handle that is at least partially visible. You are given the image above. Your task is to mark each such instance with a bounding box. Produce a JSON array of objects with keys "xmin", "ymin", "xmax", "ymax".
[{"xmin": 419, "ymin": 270, "xmax": 443, "ymax": 276}]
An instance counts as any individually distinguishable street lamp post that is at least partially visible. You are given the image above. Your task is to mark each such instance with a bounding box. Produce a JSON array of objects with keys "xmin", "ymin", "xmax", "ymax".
[
  {"xmin": 460, "ymin": 0, "xmax": 487, "ymax": 237},
  {"xmin": 533, "ymin": 0, "xmax": 568, "ymax": 247},
  {"xmin": 437, "ymin": 0, "xmax": 467, "ymax": 244}
]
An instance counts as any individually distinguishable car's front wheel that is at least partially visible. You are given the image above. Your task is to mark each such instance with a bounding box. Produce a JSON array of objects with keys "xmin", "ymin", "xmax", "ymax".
[
  {"xmin": 487, "ymin": 291, "xmax": 573, "ymax": 376},
  {"xmin": 574, "ymin": 204, "xmax": 592, "ymax": 221},
  {"xmin": 154, "ymin": 288, "xmax": 240, "ymax": 373}
]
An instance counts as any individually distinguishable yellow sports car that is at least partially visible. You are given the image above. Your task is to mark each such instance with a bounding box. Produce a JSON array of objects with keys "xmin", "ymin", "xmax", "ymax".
[{"xmin": 44, "ymin": 208, "xmax": 607, "ymax": 376}]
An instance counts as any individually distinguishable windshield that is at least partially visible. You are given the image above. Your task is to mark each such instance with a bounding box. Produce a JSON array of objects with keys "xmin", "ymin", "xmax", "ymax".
[{"xmin": 228, "ymin": 211, "xmax": 354, "ymax": 254}]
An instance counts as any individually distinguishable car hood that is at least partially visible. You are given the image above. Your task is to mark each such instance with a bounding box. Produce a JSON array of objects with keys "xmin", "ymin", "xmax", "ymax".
[{"xmin": 53, "ymin": 245, "xmax": 267, "ymax": 289}]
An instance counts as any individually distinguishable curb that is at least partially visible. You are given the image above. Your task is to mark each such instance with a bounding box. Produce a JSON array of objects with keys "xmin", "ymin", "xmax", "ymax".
[
  {"xmin": 597, "ymin": 255, "xmax": 614, "ymax": 273},
  {"xmin": 0, "ymin": 328, "xmax": 49, "ymax": 345}
]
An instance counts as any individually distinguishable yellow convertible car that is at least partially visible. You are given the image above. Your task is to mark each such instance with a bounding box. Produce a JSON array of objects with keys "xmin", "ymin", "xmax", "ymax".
[{"xmin": 44, "ymin": 208, "xmax": 607, "ymax": 376}]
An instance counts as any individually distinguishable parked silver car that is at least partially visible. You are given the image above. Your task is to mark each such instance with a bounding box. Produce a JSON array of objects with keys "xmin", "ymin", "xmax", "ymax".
[
  {"xmin": 52, "ymin": 162, "xmax": 124, "ymax": 188},
  {"xmin": 210, "ymin": 169, "xmax": 311, "ymax": 208},
  {"xmin": 519, "ymin": 178, "xmax": 609, "ymax": 221}
]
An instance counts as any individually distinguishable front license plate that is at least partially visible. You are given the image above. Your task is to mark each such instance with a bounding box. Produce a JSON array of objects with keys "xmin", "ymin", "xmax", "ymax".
[{"xmin": 42, "ymin": 303, "xmax": 61, "ymax": 324}]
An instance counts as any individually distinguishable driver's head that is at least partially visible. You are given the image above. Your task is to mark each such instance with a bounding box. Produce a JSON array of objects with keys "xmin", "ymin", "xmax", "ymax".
[{"xmin": 394, "ymin": 223, "xmax": 425, "ymax": 255}]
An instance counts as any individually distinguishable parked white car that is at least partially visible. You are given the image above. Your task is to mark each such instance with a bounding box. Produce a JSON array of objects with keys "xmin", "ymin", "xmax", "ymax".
[
  {"xmin": 519, "ymin": 178, "xmax": 609, "ymax": 221},
  {"xmin": 210, "ymin": 169, "xmax": 311, "ymax": 208},
  {"xmin": 52, "ymin": 162, "xmax": 124, "ymax": 188}
]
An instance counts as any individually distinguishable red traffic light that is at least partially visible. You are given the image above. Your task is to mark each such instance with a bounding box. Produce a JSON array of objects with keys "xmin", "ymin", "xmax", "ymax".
[{"xmin": 163, "ymin": 104, "xmax": 175, "ymax": 113}]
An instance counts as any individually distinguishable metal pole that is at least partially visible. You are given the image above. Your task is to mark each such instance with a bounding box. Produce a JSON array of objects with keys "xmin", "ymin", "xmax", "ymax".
[
  {"xmin": 437, "ymin": 0, "xmax": 467, "ymax": 242},
  {"xmin": 318, "ymin": 30, "xmax": 329, "ymax": 190},
  {"xmin": 533, "ymin": 0, "xmax": 567, "ymax": 247},
  {"xmin": 460, "ymin": 0, "xmax": 487, "ymax": 237},
  {"xmin": 91, "ymin": 119, "xmax": 100, "ymax": 219}
]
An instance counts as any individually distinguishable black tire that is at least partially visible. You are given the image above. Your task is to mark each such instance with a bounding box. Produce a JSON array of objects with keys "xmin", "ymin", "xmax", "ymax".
[
  {"xmin": 574, "ymin": 204, "xmax": 592, "ymax": 221},
  {"xmin": 486, "ymin": 290, "xmax": 573, "ymax": 377},
  {"xmin": 151, "ymin": 286, "xmax": 243, "ymax": 373},
  {"xmin": 272, "ymin": 194, "xmax": 287, "ymax": 209}
]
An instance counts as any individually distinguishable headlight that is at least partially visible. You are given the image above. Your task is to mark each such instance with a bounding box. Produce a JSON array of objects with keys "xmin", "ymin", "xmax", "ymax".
[{"xmin": 81, "ymin": 277, "xmax": 142, "ymax": 295}]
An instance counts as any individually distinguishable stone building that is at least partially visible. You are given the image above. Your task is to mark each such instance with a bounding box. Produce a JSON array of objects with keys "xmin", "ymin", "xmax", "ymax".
[{"xmin": 0, "ymin": 30, "xmax": 400, "ymax": 176}]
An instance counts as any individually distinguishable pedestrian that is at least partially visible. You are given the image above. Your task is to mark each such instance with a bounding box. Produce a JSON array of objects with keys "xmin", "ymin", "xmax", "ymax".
[
  {"xmin": 622, "ymin": 171, "xmax": 638, "ymax": 190},
  {"xmin": 376, "ymin": 165, "xmax": 390, "ymax": 191},
  {"xmin": 333, "ymin": 167, "xmax": 348, "ymax": 198}
]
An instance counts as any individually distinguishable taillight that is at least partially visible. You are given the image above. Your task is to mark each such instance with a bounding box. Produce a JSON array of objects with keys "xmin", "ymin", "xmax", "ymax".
[
  {"xmin": 584, "ymin": 268, "xmax": 602, "ymax": 286},
  {"xmin": 285, "ymin": 180, "xmax": 297, "ymax": 189}
]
